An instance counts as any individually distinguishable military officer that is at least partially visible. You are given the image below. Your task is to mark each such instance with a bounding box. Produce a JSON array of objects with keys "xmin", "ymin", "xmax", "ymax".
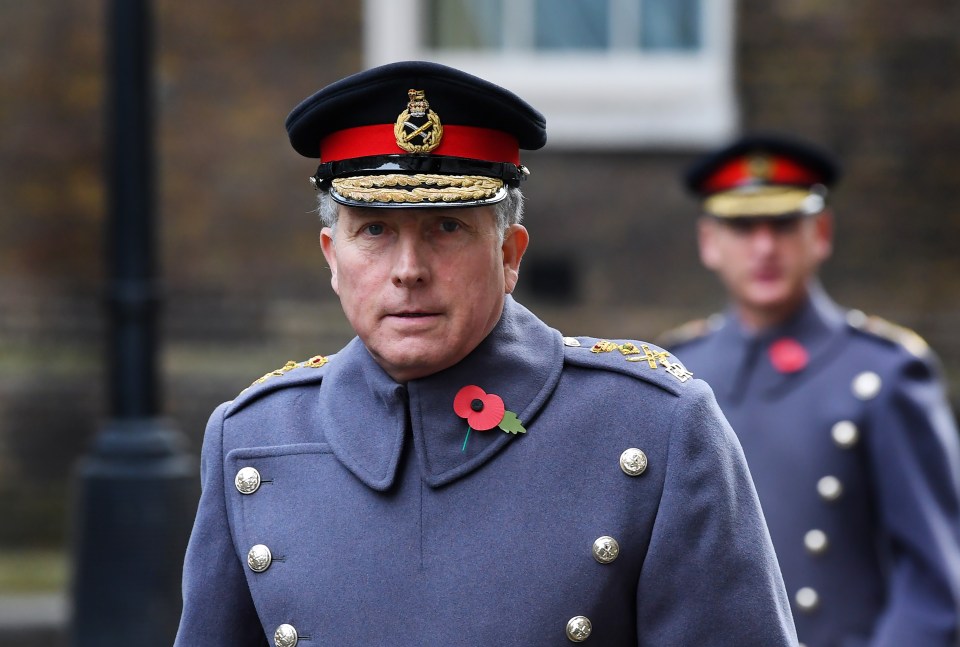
[
  {"xmin": 175, "ymin": 62, "xmax": 798, "ymax": 646},
  {"xmin": 661, "ymin": 134, "xmax": 960, "ymax": 647}
]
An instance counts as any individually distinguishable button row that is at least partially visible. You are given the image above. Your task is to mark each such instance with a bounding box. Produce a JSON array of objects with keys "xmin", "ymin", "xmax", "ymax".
[
  {"xmin": 241, "ymin": 442, "xmax": 648, "ymax": 643},
  {"xmin": 271, "ymin": 615, "xmax": 598, "ymax": 644}
]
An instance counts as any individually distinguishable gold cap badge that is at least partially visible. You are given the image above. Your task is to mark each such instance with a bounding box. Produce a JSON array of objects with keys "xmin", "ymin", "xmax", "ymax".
[
  {"xmin": 394, "ymin": 89, "xmax": 444, "ymax": 153},
  {"xmin": 747, "ymin": 154, "xmax": 773, "ymax": 181}
]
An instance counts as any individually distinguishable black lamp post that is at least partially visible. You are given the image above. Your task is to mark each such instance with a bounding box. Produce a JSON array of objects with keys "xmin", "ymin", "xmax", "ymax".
[{"xmin": 69, "ymin": 0, "xmax": 197, "ymax": 644}]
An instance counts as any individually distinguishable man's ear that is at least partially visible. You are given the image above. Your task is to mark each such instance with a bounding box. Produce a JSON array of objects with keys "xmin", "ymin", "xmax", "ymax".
[
  {"xmin": 501, "ymin": 224, "xmax": 529, "ymax": 295},
  {"xmin": 697, "ymin": 217, "xmax": 722, "ymax": 271},
  {"xmin": 319, "ymin": 227, "xmax": 339, "ymax": 295},
  {"xmin": 813, "ymin": 210, "xmax": 834, "ymax": 263}
]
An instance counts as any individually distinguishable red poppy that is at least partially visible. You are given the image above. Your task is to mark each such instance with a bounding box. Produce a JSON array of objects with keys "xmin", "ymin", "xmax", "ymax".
[
  {"xmin": 768, "ymin": 337, "xmax": 809, "ymax": 373},
  {"xmin": 453, "ymin": 385, "xmax": 505, "ymax": 431}
]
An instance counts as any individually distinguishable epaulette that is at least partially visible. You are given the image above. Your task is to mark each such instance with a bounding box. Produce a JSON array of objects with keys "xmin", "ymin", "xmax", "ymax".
[
  {"xmin": 656, "ymin": 313, "xmax": 726, "ymax": 350},
  {"xmin": 560, "ymin": 336, "xmax": 694, "ymax": 396},
  {"xmin": 845, "ymin": 309, "xmax": 930, "ymax": 359},
  {"xmin": 654, "ymin": 318, "xmax": 710, "ymax": 350},
  {"xmin": 228, "ymin": 353, "xmax": 333, "ymax": 414}
]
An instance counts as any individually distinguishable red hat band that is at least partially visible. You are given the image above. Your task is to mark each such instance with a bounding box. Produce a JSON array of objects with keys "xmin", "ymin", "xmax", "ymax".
[
  {"xmin": 701, "ymin": 155, "xmax": 823, "ymax": 194},
  {"xmin": 320, "ymin": 124, "xmax": 520, "ymax": 165}
]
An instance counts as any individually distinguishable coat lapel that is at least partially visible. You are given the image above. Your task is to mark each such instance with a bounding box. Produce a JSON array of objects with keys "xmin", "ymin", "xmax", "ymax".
[
  {"xmin": 753, "ymin": 287, "xmax": 849, "ymax": 400},
  {"xmin": 317, "ymin": 297, "xmax": 565, "ymax": 491},
  {"xmin": 409, "ymin": 297, "xmax": 564, "ymax": 487},
  {"xmin": 695, "ymin": 313, "xmax": 759, "ymax": 405},
  {"xmin": 316, "ymin": 338, "xmax": 409, "ymax": 491}
]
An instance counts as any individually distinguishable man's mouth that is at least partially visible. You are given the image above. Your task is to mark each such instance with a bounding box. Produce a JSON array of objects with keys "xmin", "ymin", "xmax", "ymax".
[
  {"xmin": 388, "ymin": 311, "xmax": 442, "ymax": 320},
  {"xmin": 752, "ymin": 267, "xmax": 782, "ymax": 281}
]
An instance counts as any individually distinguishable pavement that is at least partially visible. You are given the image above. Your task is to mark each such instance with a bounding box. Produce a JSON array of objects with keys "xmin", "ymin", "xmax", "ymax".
[{"xmin": 0, "ymin": 594, "xmax": 66, "ymax": 647}]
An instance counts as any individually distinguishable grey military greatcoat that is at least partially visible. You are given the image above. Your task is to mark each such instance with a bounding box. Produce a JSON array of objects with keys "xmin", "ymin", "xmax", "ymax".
[
  {"xmin": 666, "ymin": 287, "xmax": 960, "ymax": 647},
  {"xmin": 175, "ymin": 297, "xmax": 797, "ymax": 646}
]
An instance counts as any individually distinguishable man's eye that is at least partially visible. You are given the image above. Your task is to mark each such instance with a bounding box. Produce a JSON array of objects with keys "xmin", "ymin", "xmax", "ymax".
[
  {"xmin": 771, "ymin": 219, "xmax": 801, "ymax": 234},
  {"xmin": 440, "ymin": 220, "xmax": 461, "ymax": 233},
  {"xmin": 726, "ymin": 220, "xmax": 755, "ymax": 235},
  {"xmin": 364, "ymin": 223, "xmax": 385, "ymax": 236}
]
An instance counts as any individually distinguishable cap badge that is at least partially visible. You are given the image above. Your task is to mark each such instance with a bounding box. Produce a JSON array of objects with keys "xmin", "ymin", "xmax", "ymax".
[
  {"xmin": 394, "ymin": 89, "xmax": 444, "ymax": 154},
  {"xmin": 747, "ymin": 154, "xmax": 773, "ymax": 181}
]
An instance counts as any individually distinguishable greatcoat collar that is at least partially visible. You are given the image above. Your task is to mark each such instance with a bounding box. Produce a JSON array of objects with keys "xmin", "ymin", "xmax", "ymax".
[
  {"xmin": 713, "ymin": 283, "xmax": 848, "ymax": 402},
  {"xmin": 316, "ymin": 296, "xmax": 565, "ymax": 491}
]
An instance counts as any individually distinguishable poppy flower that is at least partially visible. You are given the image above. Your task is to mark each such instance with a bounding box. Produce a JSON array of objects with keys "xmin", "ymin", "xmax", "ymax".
[
  {"xmin": 769, "ymin": 337, "xmax": 809, "ymax": 373},
  {"xmin": 453, "ymin": 385, "xmax": 505, "ymax": 431},
  {"xmin": 454, "ymin": 385, "xmax": 527, "ymax": 452}
]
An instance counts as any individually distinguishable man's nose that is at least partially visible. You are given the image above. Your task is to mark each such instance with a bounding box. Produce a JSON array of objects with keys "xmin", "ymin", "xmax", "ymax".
[
  {"xmin": 749, "ymin": 223, "xmax": 778, "ymax": 253},
  {"xmin": 391, "ymin": 236, "xmax": 429, "ymax": 287}
]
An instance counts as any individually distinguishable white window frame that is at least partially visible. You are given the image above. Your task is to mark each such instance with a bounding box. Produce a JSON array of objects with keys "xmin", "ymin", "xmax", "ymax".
[{"xmin": 363, "ymin": 0, "xmax": 738, "ymax": 150}]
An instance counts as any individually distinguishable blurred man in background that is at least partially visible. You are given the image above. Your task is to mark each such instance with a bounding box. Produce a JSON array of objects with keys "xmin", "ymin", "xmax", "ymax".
[{"xmin": 661, "ymin": 133, "xmax": 960, "ymax": 647}]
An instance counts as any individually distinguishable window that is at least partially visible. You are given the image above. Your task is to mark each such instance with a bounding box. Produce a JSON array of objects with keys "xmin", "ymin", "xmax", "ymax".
[
  {"xmin": 425, "ymin": 0, "xmax": 703, "ymax": 52},
  {"xmin": 364, "ymin": 0, "xmax": 737, "ymax": 149}
]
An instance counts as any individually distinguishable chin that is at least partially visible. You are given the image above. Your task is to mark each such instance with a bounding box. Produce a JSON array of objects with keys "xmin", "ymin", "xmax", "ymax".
[
  {"xmin": 743, "ymin": 290, "xmax": 793, "ymax": 312},
  {"xmin": 380, "ymin": 350, "xmax": 460, "ymax": 381}
]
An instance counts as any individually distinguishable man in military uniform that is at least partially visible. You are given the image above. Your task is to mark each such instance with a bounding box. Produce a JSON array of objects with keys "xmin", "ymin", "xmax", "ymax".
[
  {"xmin": 175, "ymin": 62, "xmax": 798, "ymax": 646},
  {"xmin": 661, "ymin": 134, "xmax": 960, "ymax": 647}
]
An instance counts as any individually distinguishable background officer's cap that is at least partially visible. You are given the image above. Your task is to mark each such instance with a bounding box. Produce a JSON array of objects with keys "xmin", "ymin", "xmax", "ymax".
[
  {"xmin": 683, "ymin": 133, "xmax": 841, "ymax": 219},
  {"xmin": 285, "ymin": 60, "xmax": 546, "ymax": 208}
]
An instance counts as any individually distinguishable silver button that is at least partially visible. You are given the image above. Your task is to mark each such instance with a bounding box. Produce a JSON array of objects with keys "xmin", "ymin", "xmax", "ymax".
[
  {"xmin": 274, "ymin": 624, "xmax": 298, "ymax": 647},
  {"xmin": 817, "ymin": 475, "xmax": 843, "ymax": 501},
  {"xmin": 247, "ymin": 544, "xmax": 273, "ymax": 573},
  {"xmin": 795, "ymin": 587, "xmax": 820, "ymax": 613},
  {"xmin": 831, "ymin": 420, "xmax": 859, "ymax": 448},
  {"xmin": 804, "ymin": 529, "xmax": 829, "ymax": 555},
  {"xmin": 592, "ymin": 536, "xmax": 620, "ymax": 564},
  {"xmin": 235, "ymin": 467, "xmax": 262, "ymax": 495},
  {"xmin": 566, "ymin": 615, "xmax": 592, "ymax": 642},
  {"xmin": 852, "ymin": 371, "xmax": 882, "ymax": 400},
  {"xmin": 563, "ymin": 336, "xmax": 582, "ymax": 347},
  {"xmin": 619, "ymin": 448, "xmax": 648, "ymax": 476},
  {"xmin": 846, "ymin": 309, "xmax": 867, "ymax": 328}
]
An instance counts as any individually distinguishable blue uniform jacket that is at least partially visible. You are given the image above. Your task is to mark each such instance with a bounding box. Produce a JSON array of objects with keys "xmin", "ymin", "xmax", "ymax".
[
  {"xmin": 175, "ymin": 297, "xmax": 797, "ymax": 646},
  {"xmin": 664, "ymin": 287, "xmax": 960, "ymax": 647}
]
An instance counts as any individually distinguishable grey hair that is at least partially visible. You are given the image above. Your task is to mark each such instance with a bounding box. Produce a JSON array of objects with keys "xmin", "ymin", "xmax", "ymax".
[{"xmin": 316, "ymin": 185, "xmax": 525, "ymax": 242}]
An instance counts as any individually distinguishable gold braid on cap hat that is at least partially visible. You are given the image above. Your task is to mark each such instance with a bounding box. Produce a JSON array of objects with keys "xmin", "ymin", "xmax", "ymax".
[
  {"xmin": 331, "ymin": 174, "xmax": 503, "ymax": 204},
  {"xmin": 705, "ymin": 186, "xmax": 823, "ymax": 218}
]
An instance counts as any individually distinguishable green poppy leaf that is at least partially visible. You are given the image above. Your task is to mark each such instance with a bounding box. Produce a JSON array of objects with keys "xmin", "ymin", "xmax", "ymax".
[{"xmin": 498, "ymin": 410, "xmax": 526, "ymax": 434}]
